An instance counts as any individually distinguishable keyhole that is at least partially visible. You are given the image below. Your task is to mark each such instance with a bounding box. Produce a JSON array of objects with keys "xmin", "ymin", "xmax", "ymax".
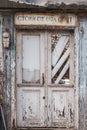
[{"xmin": 43, "ymin": 96, "xmax": 45, "ymax": 99}]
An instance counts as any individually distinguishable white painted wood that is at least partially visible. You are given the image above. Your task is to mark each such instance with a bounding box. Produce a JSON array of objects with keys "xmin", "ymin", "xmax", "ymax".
[
  {"xmin": 47, "ymin": 32, "xmax": 52, "ymax": 84},
  {"xmin": 22, "ymin": 35, "xmax": 40, "ymax": 83},
  {"xmin": 16, "ymin": 32, "xmax": 46, "ymax": 127},
  {"xmin": 55, "ymin": 59, "xmax": 70, "ymax": 84},
  {"xmin": 52, "ymin": 48, "xmax": 70, "ymax": 78},
  {"xmin": 16, "ymin": 31, "xmax": 75, "ymax": 129},
  {"xmin": 40, "ymin": 33, "xmax": 45, "ymax": 84},
  {"xmin": 52, "ymin": 90, "xmax": 68, "ymax": 127},
  {"xmin": 17, "ymin": 87, "xmax": 45, "ymax": 127},
  {"xmin": 48, "ymin": 87, "xmax": 74, "ymax": 127},
  {"xmin": 16, "ymin": 33, "xmax": 22, "ymax": 83},
  {"xmin": 74, "ymin": 28, "xmax": 79, "ymax": 129},
  {"xmin": 52, "ymin": 36, "xmax": 69, "ymax": 67},
  {"xmin": 70, "ymin": 34, "xmax": 74, "ymax": 85},
  {"xmin": 15, "ymin": 13, "xmax": 77, "ymax": 27},
  {"xmin": 47, "ymin": 32, "xmax": 75, "ymax": 128}
]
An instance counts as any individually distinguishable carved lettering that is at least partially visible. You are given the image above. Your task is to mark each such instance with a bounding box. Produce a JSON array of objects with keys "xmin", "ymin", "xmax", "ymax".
[{"xmin": 15, "ymin": 14, "xmax": 77, "ymax": 26}]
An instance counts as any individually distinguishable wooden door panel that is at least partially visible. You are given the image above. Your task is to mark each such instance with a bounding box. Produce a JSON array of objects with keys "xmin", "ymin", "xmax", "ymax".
[
  {"xmin": 48, "ymin": 87, "xmax": 74, "ymax": 128},
  {"xmin": 17, "ymin": 87, "xmax": 45, "ymax": 127}
]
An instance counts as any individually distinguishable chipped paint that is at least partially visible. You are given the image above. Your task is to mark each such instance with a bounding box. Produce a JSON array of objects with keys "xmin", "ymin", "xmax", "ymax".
[
  {"xmin": 0, "ymin": 16, "xmax": 3, "ymax": 72},
  {"xmin": 10, "ymin": 20, "xmax": 16, "ymax": 129},
  {"xmin": 79, "ymin": 17, "xmax": 87, "ymax": 130},
  {"xmin": 0, "ymin": 4, "xmax": 87, "ymax": 130},
  {"xmin": 15, "ymin": 13, "xmax": 77, "ymax": 27},
  {"xmin": 74, "ymin": 27, "xmax": 80, "ymax": 130},
  {"xmin": 9, "ymin": 0, "xmax": 87, "ymax": 6}
]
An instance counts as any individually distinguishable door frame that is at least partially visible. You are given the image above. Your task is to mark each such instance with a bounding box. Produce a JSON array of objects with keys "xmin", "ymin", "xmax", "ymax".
[{"xmin": 11, "ymin": 29, "xmax": 79, "ymax": 129}]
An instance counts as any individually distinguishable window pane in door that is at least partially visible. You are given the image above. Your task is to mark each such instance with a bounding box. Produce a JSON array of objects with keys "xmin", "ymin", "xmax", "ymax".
[
  {"xmin": 22, "ymin": 35, "xmax": 40, "ymax": 83},
  {"xmin": 51, "ymin": 34, "xmax": 70, "ymax": 84}
]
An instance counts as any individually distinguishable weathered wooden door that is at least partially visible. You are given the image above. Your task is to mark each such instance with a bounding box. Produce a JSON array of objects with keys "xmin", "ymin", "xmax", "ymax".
[
  {"xmin": 16, "ymin": 31, "xmax": 75, "ymax": 128},
  {"xmin": 16, "ymin": 32, "xmax": 46, "ymax": 127},
  {"xmin": 47, "ymin": 31, "xmax": 74, "ymax": 128}
]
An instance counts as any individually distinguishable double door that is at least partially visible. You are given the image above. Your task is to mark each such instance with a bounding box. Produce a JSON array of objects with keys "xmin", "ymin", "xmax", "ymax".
[{"xmin": 16, "ymin": 30, "xmax": 75, "ymax": 128}]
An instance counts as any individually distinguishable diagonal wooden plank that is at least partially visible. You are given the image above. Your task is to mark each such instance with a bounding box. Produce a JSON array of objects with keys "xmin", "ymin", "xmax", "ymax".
[
  {"xmin": 52, "ymin": 36, "xmax": 69, "ymax": 67},
  {"xmin": 52, "ymin": 48, "xmax": 70, "ymax": 78},
  {"xmin": 55, "ymin": 59, "xmax": 70, "ymax": 84}
]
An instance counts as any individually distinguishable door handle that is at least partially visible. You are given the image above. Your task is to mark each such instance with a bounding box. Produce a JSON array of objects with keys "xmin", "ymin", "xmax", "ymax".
[{"xmin": 42, "ymin": 73, "xmax": 45, "ymax": 85}]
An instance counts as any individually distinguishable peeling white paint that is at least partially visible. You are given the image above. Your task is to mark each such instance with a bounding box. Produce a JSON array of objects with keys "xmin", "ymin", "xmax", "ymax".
[{"xmin": 8, "ymin": 0, "xmax": 87, "ymax": 6}]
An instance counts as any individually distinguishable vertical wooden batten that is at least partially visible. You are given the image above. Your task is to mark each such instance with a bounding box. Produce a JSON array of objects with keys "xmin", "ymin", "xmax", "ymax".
[
  {"xmin": 10, "ymin": 14, "xmax": 16, "ymax": 129},
  {"xmin": 79, "ymin": 17, "xmax": 87, "ymax": 130},
  {"xmin": 74, "ymin": 27, "xmax": 80, "ymax": 130},
  {"xmin": 2, "ymin": 15, "xmax": 12, "ymax": 130}
]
